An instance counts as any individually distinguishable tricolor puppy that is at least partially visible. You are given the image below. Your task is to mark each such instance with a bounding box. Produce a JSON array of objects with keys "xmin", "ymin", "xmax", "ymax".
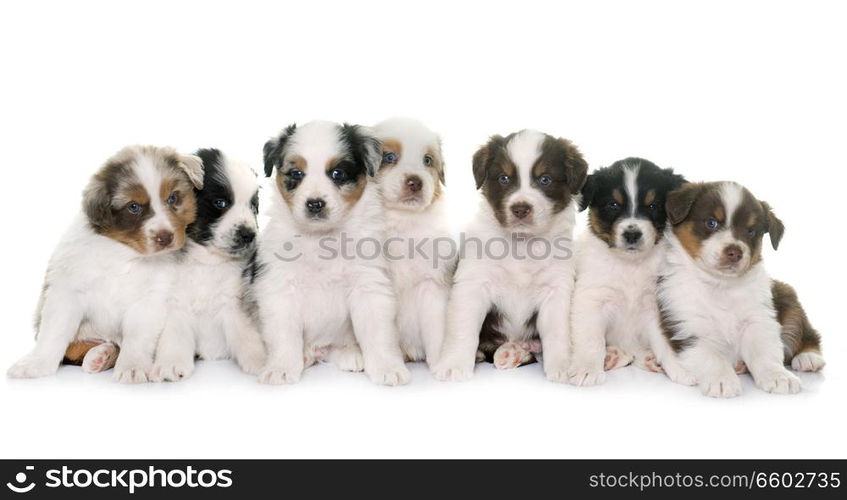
[
  {"xmin": 374, "ymin": 118, "xmax": 452, "ymax": 366},
  {"xmin": 255, "ymin": 120, "xmax": 410, "ymax": 385},
  {"xmin": 568, "ymin": 158, "xmax": 694, "ymax": 386},
  {"xmin": 658, "ymin": 181, "xmax": 824, "ymax": 397},
  {"xmin": 149, "ymin": 149, "xmax": 266, "ymax": 381},
  {"xmin": 432, "ymin": 130, "xmax": 587, "ymax": 381},
  {"xmin": 7, "ymin": 146, "xmax": 203, "ymax": 382}
]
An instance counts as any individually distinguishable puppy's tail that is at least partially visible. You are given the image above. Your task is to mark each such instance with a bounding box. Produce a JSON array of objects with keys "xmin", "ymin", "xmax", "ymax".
[{"xmin": 772, "ymin": 280, "xmax": 825, "ymax": 372}]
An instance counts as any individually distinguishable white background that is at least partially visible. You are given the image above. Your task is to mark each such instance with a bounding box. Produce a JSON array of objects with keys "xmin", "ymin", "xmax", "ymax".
[{"xmin": 1, "ymin": 0, "xmax": 845, "ymax": 459}]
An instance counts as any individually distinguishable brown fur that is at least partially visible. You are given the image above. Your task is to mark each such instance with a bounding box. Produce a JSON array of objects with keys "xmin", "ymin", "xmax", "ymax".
[
  {"xmin": 63, "ymin": 340, "xmax": 103, "ymax": 365},
  {"xmin": 772, "ymin": 280, "xmax": 822, "ymax": 363},
  {"xmin": 328, "ymin": 155, "xmax": 367, "ymax": 205}
]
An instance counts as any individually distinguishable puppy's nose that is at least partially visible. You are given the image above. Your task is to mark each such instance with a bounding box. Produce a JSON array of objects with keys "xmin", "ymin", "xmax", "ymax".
[
  {"xmin": 234, "ymin": 226, "xmax": 256, "ymax": 247},
  {"xmin": 155, "ymin": 230, "xmax": 174, "ymax": 249},
  {"xmin": 406, "ymin": 175, "xmax": 423, "ymax": 193},
  {"xmin": 724, "ymin": 244, "xmax": 743, "ymax": 263},
  {"xmin": 510, "ymin": 203, "xmax": 533, "ymax": 220},
  {"xmin": 306, "ymin": 198, "xmax": 326, "ymax": 214},
  {"xmin": 623, "ymin": 229, "xmax": 642, "ymax": 245}
]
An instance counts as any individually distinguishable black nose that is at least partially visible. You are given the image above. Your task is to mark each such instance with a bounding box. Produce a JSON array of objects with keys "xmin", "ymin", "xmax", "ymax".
[
  {"xmin": 155, "ymin": 230, "xmax": 174, "ymax": 249},
  {"xmin": 623, "ymin": 229, "xmax": 642, "ymax": 245},
  {"xmin": 724, "ymin": 244, "xmax": 743, "ymax": 263},
  {"xmin": 406, "ymin": 175, "xmax": 423, "ymax": 193},
  {"xmin": 233, "ymin": 226, "xmax": 256, "ymax": 247},
  {"xmin": 306, "ymin": 198, "xmax": 326, "ymax": 214},
  {"xmin": 510, "ymin": 203, "xmax": 532, "ymax": 220}
]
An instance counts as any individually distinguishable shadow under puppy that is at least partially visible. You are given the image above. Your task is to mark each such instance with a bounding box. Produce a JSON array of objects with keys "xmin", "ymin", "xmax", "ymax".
[
  {"xmin": 7, "ymin": 146, "xmax": 203, "ymax": 382},
  {"xmin": 373, "ymin": 118, "xmax": 452, "ymax": 367},
  {"xmin": 432, "ymin": 130, "xmax": 588, "ymax": 382},
  {"xmin": 569, "ymin": 158, "xmax": 694, "ymax": 386},
  {"xmin": 658, "ymin": 181, "xmax": 824, "ymax": 397}
]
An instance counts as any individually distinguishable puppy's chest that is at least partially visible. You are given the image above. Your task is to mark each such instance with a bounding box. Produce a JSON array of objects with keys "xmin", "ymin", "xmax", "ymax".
[{"xmin": 173, "ymin": 260, "xmax": 242, "ymax": 312}]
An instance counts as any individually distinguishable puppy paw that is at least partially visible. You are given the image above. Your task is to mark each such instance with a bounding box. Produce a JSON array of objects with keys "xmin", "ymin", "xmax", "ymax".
[
  {"xmin": 791, "ymin": 351, "xmax": 825, "ymax": 372},
  {"xmin": 149, "ymin": 359, "xmax": 195, "ymax": 382},
  {"xmin": 7, "ymin": 355, "xmax": 59, "ymax": 379},
  {"xmin": 604, "ymin": 345, "xmax": 633, "ymax": 371},
  {"xmin": 567, "ymin": 362, "xmax": 606, "ymax": 386},
  {"xmin": 113, "ymin": 364, "xmax": 150, "ymax": 384},
  {"xmin": 663, "ymin": 364, "xmax": 698, "ymax": 386},
  {"xmin": 493, "ymin": 342, "xmax": 533, "ymax": 370},
  {"xmin": 543, "ymin": 360, "xmax": 571, "ymax": 384},
  {"xmin": 734, "ymin": 361, "xmax": 748, "ymax": 374},
  {"xmin": 303, "ymin": 346, "xmax": 327, "ymax": 368},
  {"xmin": 81, "ymin": 343, "xmax": 119, "ymax": 373},
  {"xmin": 258, "ymin": 364, "xmax": 303, "ymax": 385},
  {"xmin": 431, "ymin": 361, "xmax": 474, "ymax": 382},
  {"xmin": 366, "ymin": 364, "xmax": 411, "ymax": 386},
  {"xmin": 700, "ymin": 374, "xmax": 742, "ymax": 398},
  {"xmin": 329, "ymin": 345, "xmax": 364, "ymax": 372},
  {"xmin": 756, "ymin": 368, "xmax": 801, "ymax": 395},
  {"xmin": 635, "ymin": 352, "xmax": 663, "ymax": 373}
]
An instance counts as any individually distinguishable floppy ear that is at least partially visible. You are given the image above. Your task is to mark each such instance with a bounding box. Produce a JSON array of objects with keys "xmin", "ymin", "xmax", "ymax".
[
  {"xmin": 263, "ymin": 123, "xmax": 297, "ymax": 177},
  {"xmin": 177, "ymin": 154, "xmax": 204, "ymax": 190},
  {"xmin": 472, "ymin": 135, "xmax": 502, "ymax": 190},
  {"xmin": 665, "ymin": 182, "xmax": 701, "ymax": 225},
  {"xmin": 82, "ymin": 174, "xmax": 113, "ymax": 232},
  {"xmin": 555, "ymin": 137, "xmax": 588, "ymax": 194},
  {"xmin": 760, "ymin": 200, "xmax": 785, "ymax": 250},
  {"xmin": 435, "ymin": 136, "xmax": 446, "ymax": 186},
  {"xmin": 663, "ymin": 168, "xmax": 688, "ymax": 191},
  {"xmin": 579, "ymin": 174, "xmax": 595, "ymax": 212},
  {"xmin": 341, "ymin": 123, "xmax": 382, "ymax": 177}
]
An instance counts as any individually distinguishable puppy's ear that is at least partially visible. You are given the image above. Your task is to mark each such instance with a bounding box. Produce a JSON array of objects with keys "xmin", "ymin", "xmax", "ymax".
[
  {"xmin": 663, "ymin": 168, "xmax": 688, "ymax": 191},
  {"xmin": 579, "ymin": 174, "xmax": 595, "ymax": 212},
  {"xmin": 760, "ymin": 200, "xmax": 785, "ymax": 250},
  {"xmin": 341, "ymin": 123, "xmax": 382, "ymax": 177},
  {"xmin": 553, "ymin": 137, "xmax": 588, "ymax": 194},
  {"xmin": 263, "ymin": 123, "xmax": 297, "ymax": 177},
  {"xmin": 665, "ymin": 182, "xmax": 702, "ymax": 225},
  {"xmin": 472, "ymin": 135, "xmax": 503, "ymax": 190},
  {"xmin": 177, "ymin": 154, "xmax": 204, "ymax": 190},
  {"xmin": 82, "ymin": 174, "xmax": 113, "ymax": 232},
  {"xmin": 435, "ymin": 136, "xmax": 446, "ymax": 186}
]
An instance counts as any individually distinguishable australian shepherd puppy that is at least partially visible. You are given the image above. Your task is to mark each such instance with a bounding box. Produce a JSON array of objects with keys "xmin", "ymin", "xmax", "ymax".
[
  {"xmin": 658, "ymin": 181, "xmax": 824, "ymax": 397},
  {"xmin": 432, "ymin": 130, "xmax": 588, "ymax": 382},
  {"xmin": 7, "ymin": 146, "xmax": 203, "ymax": 382},
  {"xmin": 254, "ymin": 121, "xmax": 410, "ymax": 385},
  {"xmin": 568, "ymin": 158, "xmax": 694, "ymax": 386},
  {"xmin": 373, "ymin": 118, "xmax": 452, "ymax": 367},
  {"xmin": 149, "ymin": 149, "xmax": 266, "ymax": 381}
]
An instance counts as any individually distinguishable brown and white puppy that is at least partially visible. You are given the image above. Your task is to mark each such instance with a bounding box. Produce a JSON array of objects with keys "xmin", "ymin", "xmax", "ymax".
[
  {"xmin": 374, "ymin": 118, "xmax": 452, "ymax": 366},
  {"xmin": 657, "ymin": 181, "xmax": 824, "ymax": 397},
  {"xmin": 432, "ymin": 130, "xmax": 587, "ymax": 382},
  {"xmin": 8, "ymin": 146, "xmax": 203, "ymax": 382}
]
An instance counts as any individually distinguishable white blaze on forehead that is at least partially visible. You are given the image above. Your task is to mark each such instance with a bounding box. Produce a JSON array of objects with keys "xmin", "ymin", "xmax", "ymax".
[
  {"xmin": 224, "ymin": 154, "xmax": 259, "ymax": 205},
  {"xmin": 133, "ymin": 152, "xmax": 172, "ymax": 230},
  {"xmin": 623, "ymin": 162, "xmax": 641, "ymax": 216},
  {"xmin": 506, "ymin": 129, "xmax": 545, "ymax": 185},
  {"xmin": 287, "ymin": 120, "xmax": 346, "ymax": 168},
  {"xmin": 719, "ymin": 181, "xmax": 743, "ymax": 226}
]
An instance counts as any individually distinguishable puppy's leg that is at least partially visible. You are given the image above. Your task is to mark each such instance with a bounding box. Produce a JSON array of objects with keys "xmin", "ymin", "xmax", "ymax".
[
  {"xmin": 258, "ymin": 297, "xmax": 305, "ymax": 385},
  {"xmin": 81, "ymin": 343, "xmax": 119, "ymax": 373},
  {"xmin": 114, "ymin": 298, "xmax": 167, "ymax": 383},
  {"xmin": 646, "ymin": 325, "xmax": 697, "ymax": 386},
  {"xmin": 492, "ymin": 342, "xmax": 534, "ymax": 369},
  {"xmin": 679, "ymin": 340, "xmax": 743, "ymax": 398},
  {"xmin": 8, "ymin": 291, "xmax": 82, "ymax": 378},
  {"xmin": 149, "ymin": 311, "xmax": 195, "ymax": 382},
  {"xmin": 742, "ymin": 321, "xmax": 801, "ymax": 395},
  {"xmin": 537, "ymin": 286, "xmax": 575, "ymax": 384},
  {"xmin": 431, "ymin": 281, "xmax": 490, "ymax": 382},
  {"xmin": 416, "ymin": 280, "xmax": 448, "ymax": 368},
  {"xmin": 221, "ymin": 306, "xmax": 266, "ymax": 376},
  {"xmin": 326, "ymin": 344, "xmax": 364, "ymax": 372},
  {"xmin": 348, "ymin": 279, "xmax": 410, "ymax": 386},
  {"xmin": 567, "ymin": 290, "xmax": 607, "ymax": 386},
  {"xmin": 772, "ymin": 280, "xmax": 825, "ymax": 372}
]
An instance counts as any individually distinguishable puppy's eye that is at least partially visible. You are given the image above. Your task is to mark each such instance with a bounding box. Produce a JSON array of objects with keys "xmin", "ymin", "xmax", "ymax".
[
  {"xmin": 705, "ymin": 217, "xmax": 719, "ymax": 230},
  {"xmin": 537, "ymin": 175, "xmax": 552, "ymax": 186},
  {"xmin": 606, "ymin": 201, "xmax": 621, "ymax": 211},
  {"xmin": 166, "ymin": 192, "xmax": 179, "ymax": 206},
  {"xmin": 383, "ymin": 152, "xmax": 398, "ymax": 164},
  {"xmin": 127, "ymin": 202, "xmax": 142, "ymax": 215},
  {"xmin": 648, "ymin": 202, "xmax": 658, "ymax": 212},
  {"xmin": 287, "ymin": 168, "xmax": 305, "ymax": 180},
  {"xmin": 330, "ymin": 168, "xmax": 348, "ymax": 182},
  {"xmin": 213, "ymin": 199, "xmax": 229, "ymax": 210},
  {"xmin": 747, "ymin": 227, "xmax": 757, "ymax": 238},
  {"xmin": 423, "ymin": 154, "xmax": 433, "ymax": 167},
  {"xmin": 498, "ymin": 174, "xmax": 510, "ymax": 185}
]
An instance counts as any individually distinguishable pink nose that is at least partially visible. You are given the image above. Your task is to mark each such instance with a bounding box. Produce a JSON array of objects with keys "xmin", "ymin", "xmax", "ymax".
[
  {"xmin": 406, "ymin": 175, "xmax": 423, "ymax": 193},
  {"xmin": 724, "ymin": 244, "xmax": 743, "ymax": 263}
]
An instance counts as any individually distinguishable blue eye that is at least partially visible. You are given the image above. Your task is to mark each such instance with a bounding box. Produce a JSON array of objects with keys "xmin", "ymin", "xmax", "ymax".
[
  {"xmin": 706, "ymin": 217, "xmax": 719, "ymax": 230},
  {"xmin": 287, "ymin": 168, "xmax": 304, "ymax": 180},
  {"xmin": 423, "ymin": 155, "xmax": 433, "ymax": 167},
  {"xmin": 607, "ymin": 201, "xmax": 621, "ymax": 211},
  {"xmin": 383, "ymin": 152, "xmax": 398, "ymax": 164},
  {"xmin": 213, "ymin": 199, "xmax": 228, "ymax": 210},
  {"xmin": 537, "ymin": 175, "xmax": 552, "ymax": 186},
  {"xmin": 127, "ymin": 202, "xmax": 142, "ymax": 215},
  {"xmin": 330, "ymin": 168, "xmax": 348, "ymax": 182},
  {"xmin": 167, "ymin": 192, "xmax": 178, "ymax": 205},
  {"xmin": 498, "ymin": 174, "xmax": 510, "ymax": 185}
]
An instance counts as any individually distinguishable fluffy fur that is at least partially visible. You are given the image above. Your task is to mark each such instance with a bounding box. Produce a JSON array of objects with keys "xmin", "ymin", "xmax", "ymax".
[
  {"xmin": 374, "ymin": 118, "xmax": 452, "ymax": 366},
  {"xmin": 432, "ymin": 130, "xmax": 588, "ymax": 382},
  {"xmin": 255, "ymin": 120, "xmax": 410, "ymax": 385},
  {"xmin": 8, "ymin": 146, "xmax": 203, "ymax": 382},
  {"xmin": 568, "ymin": 158, "xmax": 694, "ymax": 386}
]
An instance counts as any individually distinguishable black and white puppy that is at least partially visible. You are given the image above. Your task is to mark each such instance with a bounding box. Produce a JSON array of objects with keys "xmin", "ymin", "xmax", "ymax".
[
  {"xmin": 255, "ymin": 121, "xmax": 410, "ymax": 385},
  {"xmin": 568, "ymin": 158, "xmax": 694, "ymax": 386},
  {"xmin": 8, "ymin": 146, "xmax": 203, "ymax": 382},
  {"xmin": 432, "ymin": 130, "xmax": 588, "ymax": 382},
  {"xmin": 658, "ymin": 181, "xmax": 824, "ymax": 397},
  {"xmin": 150, "ymin": 149, "xmax": 266, "ymax": 381}
]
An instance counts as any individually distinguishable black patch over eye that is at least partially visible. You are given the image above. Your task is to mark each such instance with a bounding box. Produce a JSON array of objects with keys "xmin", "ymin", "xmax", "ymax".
[
  {"xmin": 606, "ymin": 201, "xmax": 621, "ymax": 211},
  {"xmin": 537, "ymin": 175, "xmax": 552, "ymax": 186},
  {"xmin": 213, "ymin": 199, "xmax": 229, "ymax": 210},
  {"xmin": 250, "ymin": 192, "xmax": 259, "ymax": 214},
  {"xmin": 648, "ymin": 202, "xmax": 658, "ymax": 212},
  {"xmin": 330, "ymin": 168, "xmax": 348, "ymax": 183},
  {"xmin": 127, "ymin": 202, "xmax": 142, "ymax": 215},
  {"xmin": 498, "ymin": 174, "xmax": 510, "ymax": 185},
  {"xmin": 285, "ymin": 168, "xmax": 304, "ymax": 190},
  {"xmin": 423, "ymin": 154, "xmax": 433, "ymax": 167}
]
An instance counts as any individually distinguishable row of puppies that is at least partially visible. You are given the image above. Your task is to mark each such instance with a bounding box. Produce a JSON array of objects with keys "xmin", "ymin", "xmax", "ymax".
[{"xmin": 7, "ymin": 120, "xmax": 823, "ymax": 397}]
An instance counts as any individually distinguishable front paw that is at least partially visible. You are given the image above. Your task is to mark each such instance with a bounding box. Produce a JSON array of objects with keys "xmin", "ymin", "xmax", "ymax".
[
  {"xmin": 7, "ymin": 355, "xmax": 59, "ymax": 379},
  {"xmin": 149, "ymin": 359, "xmax": 195, "ymax": 382},
  {"xmin": 567, "ymin": 361, "xmax": 606, "ymax": 386},
  {"xmin": 113, "ymin": 363, "xmax": 151, "ymax": 384},
  {"xmin": 791, "ymin": 352, "xmax": 825, "ymax": 373},
  {"xmin": 258, "ymin": 363, "xmax": 303, "ymax": 385},
  {"xmin": 755, "ymin": 368, "xmax": 801, "ymax": 395},
  {"xmin": 431, "ymin": 359, "xmax": 474, "ymax": 382},
  {"xmin": 700, "ymin": 373, "xmax": 742, "ymax": 398},
  {"xmin": 366, "ymin": 363, "xmax": 411, "ymax": 386}
]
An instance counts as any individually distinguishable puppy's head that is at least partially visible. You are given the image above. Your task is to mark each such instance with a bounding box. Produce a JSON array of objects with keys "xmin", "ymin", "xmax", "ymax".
[
  {"xmin": 83, "ymin": 145, "xmax": 203, "ymax": 254},
  {"xmin": 472, "ymin": 130, "xmax": 587, "ymax": 235},
  {"xmin": 373, "ymin": 117, "xmax": 444, "ymax": 211},
  {"xmin": 263, "ymin": 121, "xmax": 381, "ymax": 232},
  {"xmin": 666, "ymin": 181, "xmax": 784, "ymax": 277},
  {"xmin": 188, "ymin": 149, "xmax": 259, "ymax": 257},
  {"xmin": 580, "ymin": 158, "xmax": 686, "ymax": 255}
]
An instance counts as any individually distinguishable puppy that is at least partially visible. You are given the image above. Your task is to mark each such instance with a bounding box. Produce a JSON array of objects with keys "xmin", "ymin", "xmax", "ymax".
[
  {"xmin": 658, "ymin": 181, "xmax": 824, "ymax": 397},
  {"xmin": 149, "ymin": 149, "xmax": 266, "ymax": 381},
  {"xmin": 255, "ymin": 121, "xmax": 410, "ymax": 385},
  {"xmin": 432, "ymin": 130, "xmax": 588, "ymax": 381},
  {"xmin": 568, "ymin": 158, "xmax": 694, "ymax": 386},
  {"xmin": 8, "ymin": 146, "xmax": 203, "ymax": 382},
  {"xmin": 373, "ymin": 118, "xmax": 452, "ymax": 366}
]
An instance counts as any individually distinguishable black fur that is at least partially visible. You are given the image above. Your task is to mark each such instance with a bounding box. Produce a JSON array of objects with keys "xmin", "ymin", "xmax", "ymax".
[
  {"xmin": 338, "ymin": 123, "xmax": 382, "ymax": 178},
  {"xmin": 263, "ymin": 123, "xmax": 297, "ymax": 177},
  {"xmin": 187, "ymin": 148, "xmax": 234, "ymax": 246}
]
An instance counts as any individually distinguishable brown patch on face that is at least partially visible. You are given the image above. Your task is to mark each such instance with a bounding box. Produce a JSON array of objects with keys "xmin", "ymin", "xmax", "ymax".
[
  {"xmin": 667, "ymin": 182, "xmax": 727, "ymax": 261},
  {"xmin": 612, "ymin": 189, "xmax": 624, "ymax": 204},
  {"xmin": 472, "ymin": 134, "xmax": 519, "ymax": 226},
  {"xmin": 276, "ymin": 154, "xmax": 307, "ymax": 208},
  {"xmin": 327, "ymin": 155, "xmax": 367, "ymax": 206},
  {"xmin": 589, "ymin": 210, "xmax": 612, "ymax": 245},
  {"xmin": 158, "ymin": 169, "xmax": 197, "ymax": 250},
  {"xmin": 772, "ymin": 280, "xmax": 822, "ymax": 363},
  {"xmin": 380, "ymin": 139, "xmax": 403, "ymax": 171},
  {"xmin": 532, "ymin": 135, "xmax": 588, "ymax": 214},
  {"xmin": 674, "ymin": 221, "xmax": 702, "ymax": 259},
  {"xmin": 644, "ymin": 189, "xmax": 656, "ymax": 206}
]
